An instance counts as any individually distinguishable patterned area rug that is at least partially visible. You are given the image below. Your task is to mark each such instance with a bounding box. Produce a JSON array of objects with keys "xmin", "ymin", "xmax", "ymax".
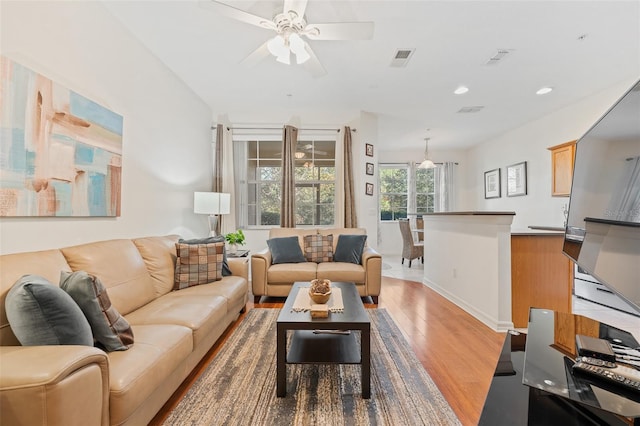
[{"xmin": 163, "ymin": 308, "xmax": 460, "ymax": 425}]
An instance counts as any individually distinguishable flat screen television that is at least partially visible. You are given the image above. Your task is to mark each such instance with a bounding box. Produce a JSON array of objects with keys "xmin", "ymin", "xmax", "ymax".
[{"xmin": 563, "ymin": 79, "xmax": 640, "ymax": 314}]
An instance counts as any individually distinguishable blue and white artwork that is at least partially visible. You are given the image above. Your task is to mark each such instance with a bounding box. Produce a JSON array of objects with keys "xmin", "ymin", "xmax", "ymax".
[{"xmin": 0, "ymin": 56, "xmax": 123, "ymax": 216}]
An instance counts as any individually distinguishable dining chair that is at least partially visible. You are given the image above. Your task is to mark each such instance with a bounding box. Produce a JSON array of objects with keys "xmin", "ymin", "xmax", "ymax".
[
  {"xmin": 398, "ymin": 218, "xmax": 424, "ymax": 267},
  {"xmin": 415, "ymin": 216, "xmax": 424, "ymax": 242}
]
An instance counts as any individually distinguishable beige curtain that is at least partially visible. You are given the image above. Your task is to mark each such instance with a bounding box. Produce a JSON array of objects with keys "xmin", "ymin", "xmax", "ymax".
[
  {"xmin": 343, "ymin": 126, "xmax": 358, "ymax": 227},
  {"xmin": 220, "ymin": 126, "xmax": 237, "ymax": 235},
  {"xmin": 212, "ymin": 124, "xmax": 224, "ymax": 235},
  {"xmin": 280, "ymin": 125, "xmax": 298, "ymax": 227}
]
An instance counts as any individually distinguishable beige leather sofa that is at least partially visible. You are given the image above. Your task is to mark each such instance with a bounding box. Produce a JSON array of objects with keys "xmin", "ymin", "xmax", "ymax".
[
  {"xmin": 0, "ymin": 235, "xmax": 249, "ymax": 426},
  {"xmin": 251, "ymin": 228, "xmax": 382, "ymax": 303}
]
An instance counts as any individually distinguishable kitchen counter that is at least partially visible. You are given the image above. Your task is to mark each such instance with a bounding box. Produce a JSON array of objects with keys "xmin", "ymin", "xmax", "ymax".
[
  {"xmin": 511, "ymin": 226, "xmax": 565, "ymax": 235},
  {"xmin": 422, "ymin": 212, "xmax": 515, "ymax": 331},
  {"xmin": 528, "ymin": 225, "xmax": 565, "ymax": 231}
]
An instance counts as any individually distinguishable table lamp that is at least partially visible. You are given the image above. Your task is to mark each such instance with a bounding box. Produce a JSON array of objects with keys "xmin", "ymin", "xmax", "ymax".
[{"xmin": 194, "ymin": 192, "xmax": 231, "ymax": 236}]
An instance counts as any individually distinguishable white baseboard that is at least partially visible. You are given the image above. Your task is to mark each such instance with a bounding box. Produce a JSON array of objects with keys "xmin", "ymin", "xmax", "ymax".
[{"xmin": 423, "ymin": 278, "xmax": 514, "ymax": 332}]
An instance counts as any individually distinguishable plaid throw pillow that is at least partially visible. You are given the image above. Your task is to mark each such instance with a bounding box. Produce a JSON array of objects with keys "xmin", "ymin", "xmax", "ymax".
[
  {"xmin": 174, "ymin": 241, "xmax": 224, "ymax": 290},
  {"xmin": 303, "ymin": 234, "xmax": 333, "ymax": 263}
]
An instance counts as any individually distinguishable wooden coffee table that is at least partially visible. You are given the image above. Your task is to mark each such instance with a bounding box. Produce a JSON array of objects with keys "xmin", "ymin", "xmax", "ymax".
[{"xmin": 276, "ymin": 281, "xmax": 371, "ymax": 398}]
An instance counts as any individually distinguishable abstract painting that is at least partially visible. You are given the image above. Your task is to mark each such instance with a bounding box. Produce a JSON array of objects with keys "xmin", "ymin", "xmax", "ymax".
[{"xmin": 0, "ymin": 56, "xmax": 123, "ymax": 216}]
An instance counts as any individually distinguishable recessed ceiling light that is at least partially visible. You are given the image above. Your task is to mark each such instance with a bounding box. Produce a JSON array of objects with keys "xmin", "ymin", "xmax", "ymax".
[
  {"xmin": 536, "ymin": 87, "xmax": 553, "ymax": 95},
  {"xmin": 454, "ymin": 86, "xmax": 469, "ymax": 95}
]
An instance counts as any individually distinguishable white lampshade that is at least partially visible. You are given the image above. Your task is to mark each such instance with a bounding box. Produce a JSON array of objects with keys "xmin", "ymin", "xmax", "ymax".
[
  {"xmin": 289, "ymin": 34, "xmax": 304, "ymax": 53},
  {"xmin": 418, "ymin": 159, "xmax": 435, "ymax": 169},
  {"xmin": 267, "ymin": 35, "xmax": 287, "ymax": 57},
  {"xmin": 276, "ymin": 50, "xmax": 291, "ymax": 65},
  {"xmin": 418, "ymin": 137, "xmax": 436, "ymax": 169},
  {"xmin": 194, "ymin": 192, "xmax": 231, "ymax": 215},
  {"xmin": 294, "ymin": 48, "xmax": 310, "ymax": 64}
]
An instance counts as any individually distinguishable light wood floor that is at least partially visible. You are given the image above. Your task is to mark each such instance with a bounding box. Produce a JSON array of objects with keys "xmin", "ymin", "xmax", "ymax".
[{"xmin": 149, "ymin": 277, "xmax": 506, "ymax": 426}]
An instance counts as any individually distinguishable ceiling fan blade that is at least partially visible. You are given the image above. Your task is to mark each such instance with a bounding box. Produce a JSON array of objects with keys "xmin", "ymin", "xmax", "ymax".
[
  {"xmin": 198, "ymin": 0, "xmax": 276, "ymax": 30},
  {"xmin": 305, "ymin": 22, "xmax": 374, "ymax": 40},
  {"xmin": 283, "ymin": 0, "xmax": 308, "ymax": 17},
  {"xmin": 240, "ymin": 40, "xmax": 271, "ymax": 67},
  {"xmin": 302, "ymin": 44, "xmax": 327, "ymax": 78}
]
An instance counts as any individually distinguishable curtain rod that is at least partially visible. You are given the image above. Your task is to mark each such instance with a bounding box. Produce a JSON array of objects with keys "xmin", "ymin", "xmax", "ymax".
[
  {"xmin": 427, "ymin": 162, "xmax": 459, "ymax": 165},
  {"xmin": 211, "ymin": 126, "xmax": 356, "ymax": 132}
]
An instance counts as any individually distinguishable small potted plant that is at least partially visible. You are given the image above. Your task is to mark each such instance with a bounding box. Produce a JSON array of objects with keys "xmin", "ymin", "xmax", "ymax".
[{"xmin": 225, "ymin": 229, "xmax": 245, "ymax": 254}]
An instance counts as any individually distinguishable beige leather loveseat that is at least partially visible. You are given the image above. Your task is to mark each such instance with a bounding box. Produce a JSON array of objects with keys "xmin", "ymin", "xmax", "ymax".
[
  {"xmin": 0, "ymin": 235, "xmax": 249, "ymax": 426},
  {"xmin": 251, "ymin": 228, "xmax": 382, "ymax": 303}
]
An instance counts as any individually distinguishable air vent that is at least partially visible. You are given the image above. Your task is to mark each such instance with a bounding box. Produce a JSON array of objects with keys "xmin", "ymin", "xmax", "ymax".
[
  {"xmin": 457, "ymin": 106, "xmax": 485, "ymax": 113},
  {"xmin": 390, "ymin": 48, "xmax": 415, "ymax": 68},
  {"xmin": 485, "ymin": 49, "xmax": 513, "ymax": 65}
]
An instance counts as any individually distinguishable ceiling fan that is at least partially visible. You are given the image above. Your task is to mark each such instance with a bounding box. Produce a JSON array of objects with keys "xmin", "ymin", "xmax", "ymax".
[
  {"xmin": 198, "ymin": 0, "xmax": 374, "ymax": 77},
  {"xmin": 276, "ymin": 144, "xmax": 329, "ymax": 158}
]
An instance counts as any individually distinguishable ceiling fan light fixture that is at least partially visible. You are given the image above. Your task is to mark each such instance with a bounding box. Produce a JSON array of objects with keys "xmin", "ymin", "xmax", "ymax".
[
  {"xmin": 295, "ymin": 48, "xmax": 310, "ymax": 64},
  {"xmin": 267, "ymin": 35, "xmax": 287, "ymax": 57},
  {"xmin": 289, "ymin": 33, "xmax": 304, "ymax": 53},
  {"xmin": 276, "ymin": 50, "xmax": 291, "ymax": 64}
]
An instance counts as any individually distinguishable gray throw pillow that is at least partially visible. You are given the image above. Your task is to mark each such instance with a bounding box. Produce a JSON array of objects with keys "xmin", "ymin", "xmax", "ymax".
[
  {"xmin": 5, "ymin": 275, "xmax": 93, "ymax": 346},
  {"xmin": 179, "ymin": 236, "xmax": 232, "ymax": 276},
  {"xmin": 60, "ymin": 270, "xmax": 134, "ymax": 351},
  {"xmin": 334, "ymin": 234, "xmax": 368, "ymax": 264},
  {"xmin": 267, "ymin": 236, "xmax": 307, "ymax": 264}
]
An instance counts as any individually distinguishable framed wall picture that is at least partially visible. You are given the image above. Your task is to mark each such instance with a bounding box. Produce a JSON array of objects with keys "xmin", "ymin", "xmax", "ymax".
[
  {"xmin": 0, "ymin": 57, "xmax": 123, "ymax": 217},
  {"xmin": 366, "ymin": 162, "xmax": 374, "ymax": 175},
  {"xmin": 365, "ymin": 182, "xmax": 374, "ymax": 196},
  {"xmin": 365, "ymin": 143, "xmax": 374, "ymax": 157},
  {"xmin": 484, "ymin": 168, "xmax": 501, "ymax": 199},
  {"xmin": 507, "ymin": 161, "xmax": 527, "ymax": 197}
]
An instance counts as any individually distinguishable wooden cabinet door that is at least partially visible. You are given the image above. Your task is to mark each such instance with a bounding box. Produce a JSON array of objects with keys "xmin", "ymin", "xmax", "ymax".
[
  {"xmin": 548, "ymin": 141, "xmax": 576, "ymax": 197},
  {"xmin": 511, "ymin": 235, "xmax": 573, "ymax": 328}
]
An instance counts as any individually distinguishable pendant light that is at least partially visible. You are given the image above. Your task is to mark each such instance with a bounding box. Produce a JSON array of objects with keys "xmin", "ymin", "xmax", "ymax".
[{"xmin": 418, "ymin": 138, "xmax": 435, "ymax": 169}]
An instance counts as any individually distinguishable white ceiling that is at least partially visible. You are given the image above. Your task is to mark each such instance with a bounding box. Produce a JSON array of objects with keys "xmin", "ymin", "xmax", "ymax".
[{"xmin": 103, "ymin": 0, "xmax": 640, "ymax": 151}]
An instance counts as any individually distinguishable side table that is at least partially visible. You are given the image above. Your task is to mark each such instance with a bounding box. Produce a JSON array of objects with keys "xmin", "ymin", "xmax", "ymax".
[{"xmin": 227, "ymin": 249, "xmax": 249, "ymax": 258}]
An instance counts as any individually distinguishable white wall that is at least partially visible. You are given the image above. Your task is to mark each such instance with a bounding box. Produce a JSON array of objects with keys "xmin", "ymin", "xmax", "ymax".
[
  {"xmin": 356, "ymin": 111, "xmax": 380, "ymax": 249},
  {"xmin": 467, "ymin": 78, "xmax": 639, "ymax": 230},
  {"xmin": 0, "ymin": 1, "xmax": 213, "ymax": 254}
]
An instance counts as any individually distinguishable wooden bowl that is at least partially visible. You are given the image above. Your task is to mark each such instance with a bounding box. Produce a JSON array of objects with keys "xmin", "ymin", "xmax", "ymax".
[{"xmin": 309, "ymin": 288, "xmax": 332, "ymax": 304}]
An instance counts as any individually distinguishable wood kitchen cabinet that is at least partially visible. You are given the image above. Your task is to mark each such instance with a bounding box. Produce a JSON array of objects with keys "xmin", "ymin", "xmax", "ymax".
[
  {"xmin": 548, "ymin": 140, "xmax": 576, "ymax": 196},
  {"xmin": 511, "ymin": 233, "xmax": 573, "ymax": 328}
]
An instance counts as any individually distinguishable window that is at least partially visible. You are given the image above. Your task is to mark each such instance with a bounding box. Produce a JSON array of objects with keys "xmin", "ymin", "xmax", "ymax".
[
  {"xmin": 294, "ymin": 140, "xmax": 336, "ymax": 226},
  {"xmin": 246, "ymin": 140, "xmax": 281, "ymax": 226},
  {"xmin": 379, "ymin": 165, "xmax": 408, "ymax": 220},
  {"xmin": 241, "ymin": 137, "xmax": 336, "ymax": 227},
  {"xmin": 416, "ymin": 167, "xmax": 436, "ymax": 214},
  {"xmin": 379, "ymin": 163, "xmax": 435, "ymax": 221}
]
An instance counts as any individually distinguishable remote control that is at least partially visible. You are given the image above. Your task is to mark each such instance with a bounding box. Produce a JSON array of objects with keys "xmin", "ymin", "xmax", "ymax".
[
  {"xmin": 577, "ymin": 356, "xmax": 617, "ymax": 368},
  {"xmin": 573, "ymin": 357, "xmax": 640, "ymax": 392}
]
